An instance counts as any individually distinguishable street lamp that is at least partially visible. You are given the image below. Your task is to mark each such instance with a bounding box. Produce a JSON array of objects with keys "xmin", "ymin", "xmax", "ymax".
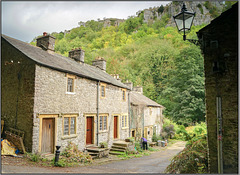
[{"xmin": 173, "ymin": 2, "xmax": 199, "ymax": 45}]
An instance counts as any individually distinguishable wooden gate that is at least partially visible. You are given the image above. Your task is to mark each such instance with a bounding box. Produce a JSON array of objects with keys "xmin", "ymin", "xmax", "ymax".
[
  {"xmin": 86, "ymin": 117, "xmax": 93, "ymax": 144},
  {"xmin": 41, "ymin": 118, "xmax": 55, "ymax": 153},
  {"xmin": 114, "ymin": 116, "xmax": 118, "ymax": 139}
]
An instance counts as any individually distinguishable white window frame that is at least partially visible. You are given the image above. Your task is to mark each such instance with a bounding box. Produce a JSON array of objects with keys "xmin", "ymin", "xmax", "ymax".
[
  {"xmin": 121, "ymin": 115, "xmax": 128, "ymax": 128},
  {"xmin": 99, "ymin": 114, "xmax": 108, "ymax": 132},
  {"xmin": 63, "ymin": 115, "xmax": 77, "ymax": 136},
  {"xmin": 66, "ymin": 74, "xmax": 76, "ymax": 94}
]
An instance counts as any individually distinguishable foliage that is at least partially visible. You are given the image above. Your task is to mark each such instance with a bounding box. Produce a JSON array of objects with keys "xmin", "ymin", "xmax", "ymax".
[
  {"xmin": 165, "ymin": 134, "xmax": 208, "ymax": 174},
  {"xmin": 99, "ymin": 142, "xmax": 108, "ymax": 148},
  {"xmin": 152, "ymin": 133, "xmax": 162, "ymax": 142},
  {"xmin": 26, "ymin": 152, "xmax": 41, "ymax": 162},
  {"xmin": 204, "ymin": 1, "xmax": 221, "ymax": 18},
  {"xmin": 60, "ymin": 142, "xmax": 92, "ymax": 164},
  {"xmin": 222, "ymin": 1, "xmax": 237, "ymax": 12},
  {"xmin": 197, "ymin": 4, "xmax": 204, "ymax": 14},
  {"xmin": 134, "ymin": 141, "xmax": 143, "ymax": 153},
  {"xmin": 30, "ymin": 10, "xmax": 208, "ymax": 126}
]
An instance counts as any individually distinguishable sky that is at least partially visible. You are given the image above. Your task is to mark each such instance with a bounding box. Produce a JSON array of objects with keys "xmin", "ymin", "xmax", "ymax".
[{"xmin": 2, "ymin": 1, "xmax": 170, "ymax": 43}]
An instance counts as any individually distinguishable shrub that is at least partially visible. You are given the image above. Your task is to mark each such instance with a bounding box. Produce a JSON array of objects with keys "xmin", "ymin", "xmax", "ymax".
[
  {"xmin": 134, "ymin": 142, "xmax": 143, "ymax": 153},
  {"xmin": 61, "ymin": 142, "xmax": 92, "ymax": 164},
  {"xmin": 165, "ymin": 135, "xmax": 208, "ymax": 174},
  {"xmin": 99, "ymin": 142, "xmax": 108, "ymax": 148},
  {"xmin": 26, "ymin": 153, "xmax": 41, "ymax": 162},
  {"xmin": 152, "ymin": 133, "xmax": 161, "ymax": 142}
]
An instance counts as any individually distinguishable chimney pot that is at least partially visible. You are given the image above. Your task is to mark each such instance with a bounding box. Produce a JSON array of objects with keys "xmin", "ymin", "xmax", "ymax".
[
  {"xmin": 37, "ymin": 32, "xmax": 55, "ymax": 52},
  {"xmin": 92, "ymin": 57, "xmax": 106, "ymax": 71},
  {"xmin": 68, "ymin": 48, "xmax": 85, "ymax": 63}
]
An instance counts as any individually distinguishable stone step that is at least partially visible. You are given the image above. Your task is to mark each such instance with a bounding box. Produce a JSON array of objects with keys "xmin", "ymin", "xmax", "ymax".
[
  {"xmin": 111, "ymin": 145, "xmax": 127, "ymax": 150},
  {"xmin": 112, "ymin": 142, "xmax": 129, "ymax": 147},
  {"xmin": 109, "ymin": 151, "xmax": 125, "ymax": 155},
  {"xmin": 88, "ymin": 152, "xmax": 99, "ymax": 156},
  {"xmin": 86, "ymin": 148, "xmax": 102, "ymax": 152},
  {"xmin": 110, "ymin": 148, "xmax": 126, "ymax": 152}
]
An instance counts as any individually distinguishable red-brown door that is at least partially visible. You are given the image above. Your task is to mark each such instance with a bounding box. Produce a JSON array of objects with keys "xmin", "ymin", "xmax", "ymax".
[
  {"xmin": 114, "ymin": 116, "xmax": 118, "ymax": 139},
  {"xmin": 41, "ymin": 118, "xmax": 55, "ymax": 153},
  {"xmin": 86, "ymin": 117, "xmax": 93, "ymax": 144}
]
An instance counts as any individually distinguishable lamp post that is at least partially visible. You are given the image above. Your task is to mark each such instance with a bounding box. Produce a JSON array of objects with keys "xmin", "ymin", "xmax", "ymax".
[{"xmin": 173, "ymin": 2, "xmax": 200, "ymax": 45}]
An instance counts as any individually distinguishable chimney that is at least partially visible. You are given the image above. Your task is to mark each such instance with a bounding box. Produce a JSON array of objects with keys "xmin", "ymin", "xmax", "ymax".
[
  {"xmin": 133, "ymin": 86, "xmax": 143, "ymax": 94},
  {"xmin": 124, "ymin": 80, "xmax": 133, "ymax": 90},
  {"xmin": 36, "ymin": 32, "xmax": 56, "ymax": 52},
  {"xmin": 68, "ymin": 48, "xmax": 85, "ymax": 63},
  {"xmin": 92, "ymin": 57, "xmax": 106, "ymax": 71}
]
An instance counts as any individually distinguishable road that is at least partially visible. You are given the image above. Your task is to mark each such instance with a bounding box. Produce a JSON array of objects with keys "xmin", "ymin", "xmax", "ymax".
[{"xmin": 1, "ymin": 141, "xmax": 186, "ymax": 173}]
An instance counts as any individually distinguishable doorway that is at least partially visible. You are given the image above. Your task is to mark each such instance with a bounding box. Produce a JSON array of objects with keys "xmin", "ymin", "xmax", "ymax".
[
  {"xmin": 86, "ymin": 117, "xmax": 94, "ymax": 144},
  {"xmin": 41, "ymin": 118, "xmax": 55, "ymax": 153},
  {"xmin": 113, "ymin": 116, "xmax": 118, "ymax": 139}
]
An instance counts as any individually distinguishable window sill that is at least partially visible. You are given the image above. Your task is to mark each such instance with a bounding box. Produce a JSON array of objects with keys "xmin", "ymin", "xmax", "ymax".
[
  {"xmin": 66, "ymin": 92, "xmax": 75, "ymax": 95},
  {"xmin": 61, "ymin": 134, "xmax": 77, "ymax": 140},
  {"xmin": 121, "ymin": 127, "xmax": 129, "ymax": 130},
  {"xmin": 99, "ymin": 130, "xmax": 108, "ymax": 133}
]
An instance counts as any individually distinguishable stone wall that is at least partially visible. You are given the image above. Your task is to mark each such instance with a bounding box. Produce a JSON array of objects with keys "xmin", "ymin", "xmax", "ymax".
[
  {"xmin": 130, "ymin": 105, "xmax": 163, "ymax": 141},
  {"xmin": 197, "ymin": 3, "xmax": 238, "ymax": 173},
  {"xmin": 1, "ymin": 39, "xmax": 35, "ymax": 152},
  {"xmin": 32, "ymin": 65, "xmax": 129, "ymax": 153}
]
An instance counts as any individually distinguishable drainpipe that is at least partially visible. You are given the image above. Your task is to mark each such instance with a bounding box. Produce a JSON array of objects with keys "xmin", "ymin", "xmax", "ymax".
[
  {"xmin": 96, "ymin": 81, "xmax": 100, "ymax": 146},
  {"xmin": 128, "ymin": 91, "xmax": 131, "ymax": 137},
  {"xmin": 216, "ymin": 96, "xmax": 223, "ymax": 174},
  {"xmin": 15, "ymin": 72, "xmax": 21, "ymax": 129},
  {"xmin": 142, "ymin": 107, "xmax": 144, "ymax": 137}
]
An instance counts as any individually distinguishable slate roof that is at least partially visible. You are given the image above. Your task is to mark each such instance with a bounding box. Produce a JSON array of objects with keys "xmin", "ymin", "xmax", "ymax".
[
  {"xmin": 2, "ymin": 34, "xmax": 130, "ymax": 90},
  {"xmin": 130, "ymin": 91, "xmax": 164, "ymax": 108}
]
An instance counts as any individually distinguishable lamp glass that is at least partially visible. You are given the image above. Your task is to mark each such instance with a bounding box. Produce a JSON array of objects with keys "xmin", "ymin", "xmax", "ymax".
[{"xmin": 174, "ymin": 12, "xmax": 195, "ymax": 31}]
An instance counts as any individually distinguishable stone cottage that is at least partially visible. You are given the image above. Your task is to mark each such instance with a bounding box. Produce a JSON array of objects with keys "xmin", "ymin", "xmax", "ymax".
[
  {"xmin": 1, "ymin": 33, "xmax": 130, "ymax": 154},
  {"xmin": 197, "ymin": 2, "xmax": 238, "ymax": 173},
  {"xmin": 124, "ymin": 82, "xmax": 164, "ymax": 141}
]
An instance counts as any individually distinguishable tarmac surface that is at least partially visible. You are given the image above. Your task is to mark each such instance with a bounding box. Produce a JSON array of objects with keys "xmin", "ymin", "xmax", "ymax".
[{"xmin": 1, "ymin": 141, "xmax": 186, "ymax": 174}]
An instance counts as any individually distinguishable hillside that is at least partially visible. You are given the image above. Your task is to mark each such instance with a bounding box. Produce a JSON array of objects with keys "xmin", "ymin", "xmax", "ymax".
[{"xmin": 30, "ymin": 1, "xmax": 236, "ymax": 126}]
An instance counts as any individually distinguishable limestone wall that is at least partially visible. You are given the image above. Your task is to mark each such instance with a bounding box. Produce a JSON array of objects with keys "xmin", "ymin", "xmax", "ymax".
[{"xmin": 32, "ymin": 65, "xmax": 129, "ymax": 153}]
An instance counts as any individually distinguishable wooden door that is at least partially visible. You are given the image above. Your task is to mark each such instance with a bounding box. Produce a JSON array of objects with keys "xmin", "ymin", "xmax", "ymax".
[
  {"xmin": 86, "ymin": 117, "xmax": 93, "ymax": 144},
  {"xmin": 114, "ymin": 116, "xmax": 118, "ymax": 139},
  {"xmin": 41, "ymin": 118, "xmax": 54, "ymax": 153}
]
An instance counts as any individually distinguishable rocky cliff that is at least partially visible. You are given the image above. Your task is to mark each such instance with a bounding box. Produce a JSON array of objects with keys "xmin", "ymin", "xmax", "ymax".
[{"xmin": 140, "ymin": 1, "xmax": 225, "ymax": 27}]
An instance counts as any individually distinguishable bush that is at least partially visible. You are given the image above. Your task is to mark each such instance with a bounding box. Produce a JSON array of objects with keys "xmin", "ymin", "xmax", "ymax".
[
  {"xmin": 152, "ymin": 133, "xmax": 161, "ymax": 142},
  {"xmin": 134, "ymin": 142, "xmax": 143, "ymax": 153},
  {"xmin": 165, "ymin": 135, "xmax": 208, "ymax": 174},
  {"xmin": 26, "ymin": 153, "xmax": 41, "ymax": 162},
  {"xmin": 61, "ymin": 142, "xmax": 92, "ymax": 164},
  {"xmin": 99, "ymin": 142, "xmax": 108, "ymax": 148}
]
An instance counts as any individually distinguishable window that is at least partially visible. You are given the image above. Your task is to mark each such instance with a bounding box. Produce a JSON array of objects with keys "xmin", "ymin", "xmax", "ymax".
[
  {"xmin": 67, "ymin": 78, "xmax": 74, "ymax": 92},
  {"xmin": 99, "ymin": 115, "xmax": 108, "ymax": 131},
  {"xmin": 149, "ymin": 107, "xmax": 152, "ymax": 115},
  {"xmin": 122, "ymin": 89, "xmax": 126, "ymax": 101},
  {"xmin": 122, "ymin": 115, "xmax": 128, "ymax": 128},
  {"xmin": 100, "ymin": 83, "xmax": 106, "ymax": 98},
  {"xmin": 66, "ymin": 74, "xmax": 75, "ymax": 93},
  {"xmin": 63, "ymin": 116, "xmax": 76, "ymax": 135}
]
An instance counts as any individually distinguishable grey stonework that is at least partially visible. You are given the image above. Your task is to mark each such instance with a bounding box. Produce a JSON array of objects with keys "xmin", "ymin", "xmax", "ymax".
[{"xmin": 32, "ymin": 65, "xmax": 129, "ymax": 153}]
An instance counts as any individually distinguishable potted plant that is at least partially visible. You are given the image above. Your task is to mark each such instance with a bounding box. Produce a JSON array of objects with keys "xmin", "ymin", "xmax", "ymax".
[{"xmin": 99, "ymin": 142, "xmax": 108, "ymax": 148}]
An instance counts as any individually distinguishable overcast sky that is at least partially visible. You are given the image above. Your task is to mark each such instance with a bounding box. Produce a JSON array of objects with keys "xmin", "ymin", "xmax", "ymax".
[{"xmin": 2, "ymin": 1, "xmax": 171, "ymax": 43}]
